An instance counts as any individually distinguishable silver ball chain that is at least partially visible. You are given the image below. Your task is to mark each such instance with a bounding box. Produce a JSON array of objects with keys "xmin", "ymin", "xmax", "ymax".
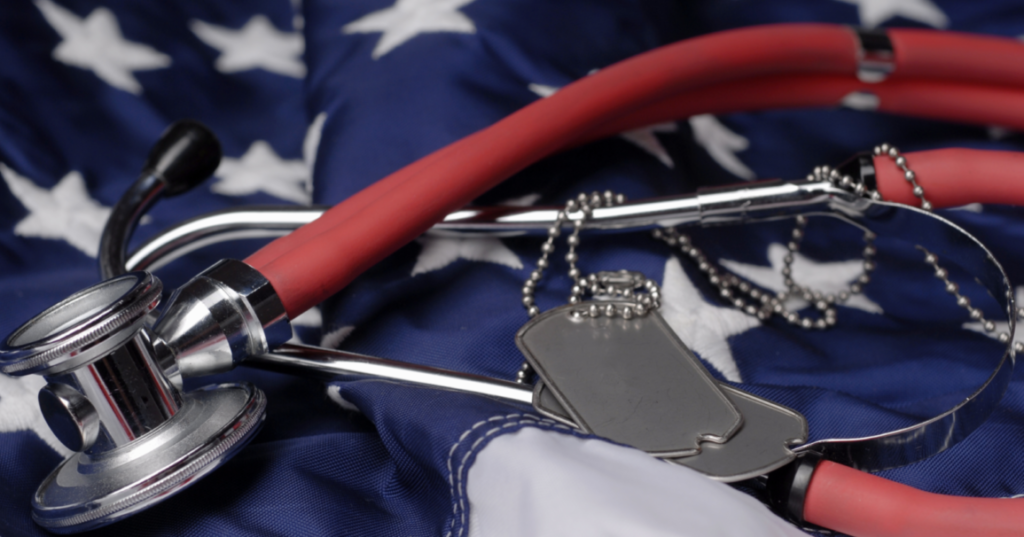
[
  {"xmin": 518, "ymin": 190, "xmax": 661, "ymax": 383},
  {"xmin": 649, "ymin": 152, "xmax": 885, "ymax": 331},
  {"xmin": 873, "ymin": 143, "xmax": 1024, "ymax": 353},
  {"xmin": 655, "ymin": 143, "xmax": 1022, "ymax": 345},
  {"xmin": 874, "ymin": 143, "xmax": 932, "ymax": 210},
  {"xmin": 517, "ymin": 144, "xmax": 1023, "ymax": 382},
  {"xmin": 804, "ymin": 162, "xmax": 883, "ymax": 201},
  {"xmin": 522, "ymin": 190, "xmax": 661, "ymax": 320},
  {"xmin": 652, "ymin": 218, "xmax": 875, "ymax": 330}
]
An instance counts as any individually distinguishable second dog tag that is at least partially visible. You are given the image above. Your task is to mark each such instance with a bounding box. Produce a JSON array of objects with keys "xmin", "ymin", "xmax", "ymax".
[
  {"xmin": 534, "ymin": 379, "xmax": 808, "ymax": 482},
  {"xmin": 517, "ymin": 302, "xmax": 742, "ymax": 457}
]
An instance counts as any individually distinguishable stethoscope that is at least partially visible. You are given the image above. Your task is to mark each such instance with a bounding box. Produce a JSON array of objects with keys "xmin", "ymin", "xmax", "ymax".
[{"xmin": 3, "ymin": 22, "xmax": 1024, "ymax": 536}]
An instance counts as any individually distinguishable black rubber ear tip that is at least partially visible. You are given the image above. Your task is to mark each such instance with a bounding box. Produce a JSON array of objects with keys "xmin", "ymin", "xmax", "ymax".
[{"xmin": 143, "ymin": 119, "xmax": 222, "ymax": 197}]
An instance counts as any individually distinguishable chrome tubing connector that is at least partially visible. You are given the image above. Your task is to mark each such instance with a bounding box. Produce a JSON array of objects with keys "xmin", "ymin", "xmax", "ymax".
[{"xmin": 153, "ymin": 259, "xmax": 291, "ymax": 380}]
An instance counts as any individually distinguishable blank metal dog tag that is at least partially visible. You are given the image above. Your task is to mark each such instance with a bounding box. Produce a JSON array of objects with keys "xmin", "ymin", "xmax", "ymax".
[
  {"xmin": 666, "ymin": 384, "xmax": 806, "ymax": 481},
  {"xmin": 517, "ymin": 302, "xmax": 742, "ymax": 457},
  {"xmin": 534, "ymin": 380, "xmax": 807, "ymax": 482}
]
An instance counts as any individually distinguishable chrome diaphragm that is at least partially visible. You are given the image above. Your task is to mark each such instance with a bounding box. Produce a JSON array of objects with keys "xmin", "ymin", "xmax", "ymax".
[{"xmin": 0, "ymin": 272, "xmax": 266, "ymax": 533}]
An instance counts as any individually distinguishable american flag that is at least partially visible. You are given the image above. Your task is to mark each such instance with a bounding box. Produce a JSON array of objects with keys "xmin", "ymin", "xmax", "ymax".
[{"xmin": 1, "ymin": 0, "xmax": 1023, "ymax": 535}]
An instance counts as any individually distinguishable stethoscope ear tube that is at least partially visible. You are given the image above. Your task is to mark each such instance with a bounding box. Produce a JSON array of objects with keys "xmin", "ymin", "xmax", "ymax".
[
  {"xmin": 243, "ymin": 23, "xmax": 1024, "ymax": 319},
  {"xmin": 769, "ymin": 454, "xmax": 1024, "ymax": 537},
  {"xmin": 99, "ymin": 120, "xmax": 222, "ymax": 279},
  {"xmin": 804, "ymin": 460, "xmax": 1024, "ymax": 537},
  {"xmin": 246, "ymin": 23, "xmax": 863, "ymax": 316}
]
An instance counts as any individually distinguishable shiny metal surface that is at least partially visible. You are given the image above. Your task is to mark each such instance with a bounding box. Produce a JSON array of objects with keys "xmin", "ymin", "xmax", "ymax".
[
  {"xmin": 0, "ymin": 273, "xmax": 162, "ymax": 376},
  {"xmin": 854, "ymin": 28, "xmax": 895, "ymax": 83},
  {"xmin": 518, "ymin": 304, "xmax": 742, "ymax": 456},
  {"xmin": 248, "ymin": 344, "xmax": 534, "ymax": 404},
  {"xmin": 153, "ymin": 259, "xmax": 290, "ymax": 378},
  {"xmin": 666, "ymin": 385, "xmax": 807, "ymax": 481},
  {"xmin": 126, "ymin": 179, "xmax": 1012, "ymax": 472},
  {"xmin": 62, "ymin": 332, "xmax": 182, "ymax": 448},
  {"xmin": 790, "ymin": 197, "xmax": 1015, "ymax": 471},
  {"xmin": 0, "ymin": 271, "xmax": 187, "ymax": 450},
  {"xmin": 32, "ymin": 382, "xmax": 265, "ymax": 533},
  {"xmin": 38, "ymin": 382, "xmax": 100, "ymax": 453},
  {"xmin": 127, "ymin": 180, "xmax": 839, "ymax": 271},
  {"xmin": 99, "ymin": 174, "xmax": 164, "ymax": 279},
  {"xmin": 0, "ymin": 270, "xmax": 268, "ymax": 532},
  {"xmin": 536, "ymin": 381, "xmax": 808, "ymax": 482},
  {"xmin": 128, "ymin": 207, "xmax": 322, "ymax": 271}
]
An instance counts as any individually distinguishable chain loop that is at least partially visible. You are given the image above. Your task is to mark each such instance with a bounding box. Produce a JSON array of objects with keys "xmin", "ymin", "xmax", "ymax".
[
  {"xmin": 517, "ymin": 144, "xmax": 1024, "ymax": 381},
  {"xmin": 873, "ymin": 143, "xmax": 932, "ymax": 210},
  {"xmin": 871, "ymin": 146, "xmax": 1021, "ymax": 351},
  {"xmin": 651, "ymin": 218, "xmax": 874, "ymax": 330},
  {"xmin": 519, "ymin": 190, "xmax": 662, "ymax": 383}
]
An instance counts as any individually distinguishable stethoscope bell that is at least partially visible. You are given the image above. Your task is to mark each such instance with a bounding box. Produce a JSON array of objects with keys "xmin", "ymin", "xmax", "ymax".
[{"xmin": 0, "ymin": 272, "xmax": 266, "ymax": 533}]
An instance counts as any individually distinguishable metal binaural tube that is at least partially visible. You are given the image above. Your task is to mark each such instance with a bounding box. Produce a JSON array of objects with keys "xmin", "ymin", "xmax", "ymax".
[
  {"xmin": 248, "ymin": 344, "xmax": 534, "ymax": 405},
  {"xmin": 127, "ymin": 179, "xmax": 844, "ymax": 272},
  {"xmin": 99, "ymin": 174, "xmax": 166, "ymax": 279},
  {"xmin": 101, "ymin": 120, "xmax": 222, "ymax": 279}
]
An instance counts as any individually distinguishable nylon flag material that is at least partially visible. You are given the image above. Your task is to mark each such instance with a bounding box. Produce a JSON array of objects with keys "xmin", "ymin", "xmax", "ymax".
[{"xmin": 1, "ymin": 0, "xmax": 1024, "ymax": 536}]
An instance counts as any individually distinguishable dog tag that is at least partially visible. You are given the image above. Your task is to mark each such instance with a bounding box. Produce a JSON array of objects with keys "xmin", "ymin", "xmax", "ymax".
[
  {"xmin": 666, "ymin": 385, "xmax": 806, "ymax": 480},
  {"xmin": 517, "ymin": 302, "xmax": 742, "ymax": 457},
  {"xmin": 534, "ymin": 380, "xmax": 807, "ymax": 482}
]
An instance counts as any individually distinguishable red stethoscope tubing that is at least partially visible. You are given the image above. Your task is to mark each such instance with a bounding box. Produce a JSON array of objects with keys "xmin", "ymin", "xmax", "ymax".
[
  {"xmin": 599, "ymin": 76, "xmax": 1024, "ymax": 142},
  {"xmin": 251, "ymin": 71, "xmax": 1024, "ymax": 278},
  {"xmin": 246, "ymin": 23, "xmax": 861, "ymax": 287},
  {"xmin": 242, "ymin": 23, "xmax": 1024, "ymax": 536},
  {"xmin": 876, "ymin": 149, "xmax": 1024, "ymax": 207},
  {"xmin": 248, "ymin": 24, "xmax": 1024, "ymax": 317},
  {"xmin": 805, "ymin": 461, "xmax": 1024, "ymax": 537}
]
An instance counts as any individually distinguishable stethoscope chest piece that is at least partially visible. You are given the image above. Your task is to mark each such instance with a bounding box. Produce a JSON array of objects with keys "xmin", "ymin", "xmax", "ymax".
[{"xmin": 0, "ymin": 272, "xmax": 267, "ymax": 533}]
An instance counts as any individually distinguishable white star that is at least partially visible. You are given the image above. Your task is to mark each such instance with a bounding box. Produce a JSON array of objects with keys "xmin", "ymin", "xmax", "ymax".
[
  {"xmin": 526, "ymin": 83, "xmax": 559, "ymax": 98},
  {"xmin": 323, "ymin": 325, "xmax": 359, "ymax": 411},
  {"xmin": 659, "ymin": 256, "xmax": 760, "ymax": 383},
  {"xmin": 326, "ymin": 383, "xmax": 360, "ymax": 412},
  {"xmin": 988, "ymin": 125, "xmax": 1012, "ymax": 141},
  {"xmin": 950, "ymin": 203, "xmax": 983, "ymax": 213},
  {"xmin": 212, "ymin": 141, "xmax": 310, "ymax": 204},
  {"xmin": 212, "ymin": 114, "xmax": 324, "ymax": 204},
  {"xmin": 288, "ymin": 306, "xmax": 322, "ymax": 344},
  {"xmin": 529, "ymin": 83, "xmax": 677, "ymax": 167},
  {"xmin": 1, "ymin": 164, "xmax": 111, "ymax": 258},
  {"xmin": 304, "ymin": 112, "xmax": 328, "ymax": 174},
  {"xmin": 411, "ymin": 235, "xmax": 523, "ymax": 276},
  {"xmin": 619, "ymin": 123, "xmax": 679, "ymax": 168},
  {"xmin": 841, "ymin": 91, "xmax": 880, "ymax": 111},
  {"xmin": 719, "ymin": 243, "xmax": 883, "ymax": 315},
  {"xmin": 0, "ymin": 373, "xmax": 71, "ymax": 456},
  {"xmin": 292, "ymin": 307, "xmax": 322, "ymax": 328},
  {"xmin": 500, "ymin": 192, "xmax": 541, "ymax": 207},
  {"xmin": 321, "ymin": 325, "xmax": 356, "ymax": 349},
  {"xmin": 35, "ymin": 0, "xmax": 171, "ymax": 94},
  {"xmin": 688, "ymin": 114, "xmax": 755, "ymax": 180},
  {"xmin": 191, "ymin": 15, "xmax": 306, "ymax": 78},
  {"xmin": 836, "ymin": 0, "xmax": 949, "ymax": 29},
  {"xmin": 411, "ymin": 194, "xmax": 536, "ymax": 276},
  {"xmin": 342, "ymin": 0, "xmax": 477, "ymax": 60},
  {"xmin": 965, "ymin": 286, "xmax": 1024, "ymax": 347}
]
